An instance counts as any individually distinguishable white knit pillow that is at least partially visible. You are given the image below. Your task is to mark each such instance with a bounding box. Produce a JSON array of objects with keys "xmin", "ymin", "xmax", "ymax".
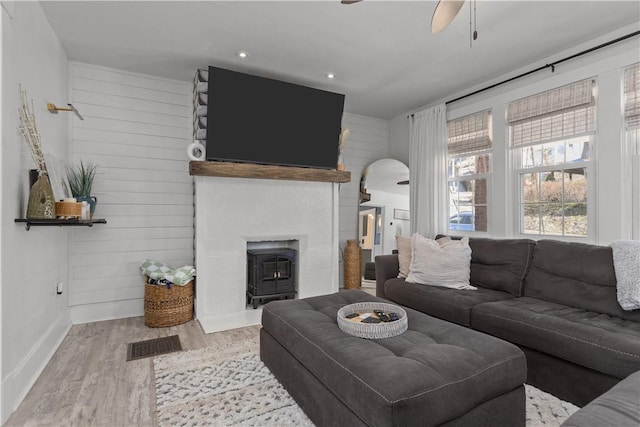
[
  {"xmin": 396, "ymin": 235, "xmax": 412, "ymax": 278},
  {"xmin": 406, "ymin": 233, "xmax": 475, "ymax": 290}
]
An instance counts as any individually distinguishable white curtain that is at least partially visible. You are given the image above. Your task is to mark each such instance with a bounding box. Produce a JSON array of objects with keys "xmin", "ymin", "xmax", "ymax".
[{"xmin": 409, "ymin": 104, "xmax": 448, "ymax": 237}]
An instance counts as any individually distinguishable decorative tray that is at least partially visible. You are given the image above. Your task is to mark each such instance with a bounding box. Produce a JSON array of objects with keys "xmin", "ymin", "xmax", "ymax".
[{"xmin": 337, "ymin": 302, "xmax": 408, "ymax": 339}]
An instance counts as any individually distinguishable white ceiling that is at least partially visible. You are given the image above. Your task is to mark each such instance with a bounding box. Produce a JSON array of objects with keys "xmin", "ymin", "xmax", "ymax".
[{"xmin": 41, "ymin": 1, "xmax": 640, "ymax": 119}]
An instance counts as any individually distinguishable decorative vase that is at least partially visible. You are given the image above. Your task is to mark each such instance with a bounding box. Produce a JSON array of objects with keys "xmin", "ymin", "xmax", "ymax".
[
  {"xmin": 27, "ymin": 173, "xmax": 56, "ymax": 219},
  {"xmin": 76, "ymin": 195, "xmax": 97, "ymax": 218},
  {"xmin": 343, "ymin": 239, "xmax": 362, "ymax": 289}
]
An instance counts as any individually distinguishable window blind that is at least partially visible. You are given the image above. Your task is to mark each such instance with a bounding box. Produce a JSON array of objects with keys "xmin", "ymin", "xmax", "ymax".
[
  {"xmin": 508, "ymin": 79, "xmax": 596, "ymax": 147},
  {"xmin": 624, "ymin": 63, "xmax": 640, "ymax": 130},
  {"xmin": 447, "ymin": 109, "xmax": 492, "ymax": 155}
]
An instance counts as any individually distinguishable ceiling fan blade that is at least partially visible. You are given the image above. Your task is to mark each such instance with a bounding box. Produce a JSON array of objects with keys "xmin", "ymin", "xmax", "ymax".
[
  {"xmin": 431, "ymin": 0, "xmax": 465, "ymax": 33},
  {"xmin": 341, "ymin": 0, "xmax": 363, "ymax": 4}
]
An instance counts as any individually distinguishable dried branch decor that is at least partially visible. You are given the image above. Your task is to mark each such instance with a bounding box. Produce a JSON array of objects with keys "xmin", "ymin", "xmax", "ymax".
[
  {"xmin": 18, "ymin": 85, "xmax": 56, "ymax": 219},
  {"xmin": 338, "ymin": 128, "xmax": 350, "ymax": 155},
  {"xmin": 18, "ymin": 85, "xmax": 47, "ymax": 174},
  {"xmin": 337, "ymin": 128, "xmax": 350, "ymax": 170}
]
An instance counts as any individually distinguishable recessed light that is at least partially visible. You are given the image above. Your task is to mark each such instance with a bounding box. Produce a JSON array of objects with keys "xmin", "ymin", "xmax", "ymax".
[
  {"xmin": 327, "ymin": 72, "xmax": 336, "ymax": 79},
  {"xmin": 237, "ymin": 51, "xmax": 249, "ymax": 59}
]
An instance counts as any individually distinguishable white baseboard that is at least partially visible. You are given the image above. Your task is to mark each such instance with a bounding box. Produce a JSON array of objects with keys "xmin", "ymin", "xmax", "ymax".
[
  {"xmin": 198, "ymin": 309, "xmax": 262, "ymax": 334},
  {"xmin": 1, "ymin": 313, "xmax": 71, "ymax": 425},
  {"xmin": 70, "ymin": 298, "xmax": 143, "ymax": 324}
]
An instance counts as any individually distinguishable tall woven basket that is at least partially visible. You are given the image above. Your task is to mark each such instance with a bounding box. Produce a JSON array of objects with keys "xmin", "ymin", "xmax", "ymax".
[
  {"xmin": 144, "ymin": 278, "xmax": 194, "ymax": 327},
  {"xmin": 343, "ymin": 239, "xmax": 362, "ymax": 289}
]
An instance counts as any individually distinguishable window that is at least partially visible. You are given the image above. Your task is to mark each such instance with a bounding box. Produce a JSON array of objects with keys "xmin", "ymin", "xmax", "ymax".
[
  {"xmin": 623, "ymin": 63, "xmax": 640, "ymax": 238},
  {"xmin": 508, "ymin": 79, "xmax": 595, "ymax": 237},
  {"xmin": 447, "ymin": 110, "xmax": 492, "ymax": 232}
]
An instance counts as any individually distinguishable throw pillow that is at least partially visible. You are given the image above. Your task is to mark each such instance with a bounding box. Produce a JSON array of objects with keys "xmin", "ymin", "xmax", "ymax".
[
  {"xmin": 406, "ymin": 233, "xmax": 476, "ymax": 290},
  {"xmin": 396, "ymin": 235, "xmax": 412, "ymax": 278}
]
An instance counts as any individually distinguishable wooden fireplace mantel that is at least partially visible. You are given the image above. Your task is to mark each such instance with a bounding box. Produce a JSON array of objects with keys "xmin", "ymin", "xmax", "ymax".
[{"xmin": 189, "ymin": 161, "xmax": 351, "ymax": 183}]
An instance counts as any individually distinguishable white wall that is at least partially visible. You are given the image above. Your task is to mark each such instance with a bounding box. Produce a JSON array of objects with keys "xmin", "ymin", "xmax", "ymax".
[
  {"xmin": 1, "ymin": 2, "xmax": 70, "ymax": 422},
  {"xmin": 194, "ymin": 177, "xmax": 340, "ymax": 333},
  {"xmin": 388, "ymin": 25, "xmax": 640, "ymax": 244},
  {"xmin": 339, "ymin": 113, "xmax": 389, "ymax": 285},
  {"xmin": 388, "ymin": 114, "xmax": 409, "ymax": 166},
  {"xmin": 0, "ymin": 5, "xmax": 4, "ymax": 422},
  {"xmin": 68, "ymin": 63, "xmax": 193, "ymax": 323}
]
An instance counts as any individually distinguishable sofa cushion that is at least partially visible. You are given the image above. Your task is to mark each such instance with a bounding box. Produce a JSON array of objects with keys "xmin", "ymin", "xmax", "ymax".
[
  {"xmin": 384, "ymin": 278, "xmax": 514, "ymax": 326},
  {"xmin": 438, "ymin": 236, "xmax": 536, "ymax": 296},
  {"xmin": 468, "ymin": 238, "xmax": 536, "ymax": 296},
  {"xmin": 261, "ymin": 290, "xmax": 526, "ymax": 427},
  {"xmin": 523, "ymin": 240, "xmax": 640, "ymax": 322},
  {"xmin": 471, "ymin": 297, "xmax": 640, "ymax": 379},
  {"xmin": 561, "ymin": 370, "xmax": 640, "ymax": 427}
]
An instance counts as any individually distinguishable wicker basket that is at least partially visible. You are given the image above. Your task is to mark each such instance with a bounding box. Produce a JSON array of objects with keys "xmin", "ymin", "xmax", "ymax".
[
  {"xmin": 337, "ymin": 302, "xmax": 408, "ymax": 339},
  {"xmin": 144, "ymin": 278, "xmax": 194, "ymax": 327},
  {"xmin": 55, "ymin": 201, "xmax": 82, "ymax": 218}
]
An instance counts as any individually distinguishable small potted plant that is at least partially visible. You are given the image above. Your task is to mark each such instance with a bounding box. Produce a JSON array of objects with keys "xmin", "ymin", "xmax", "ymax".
[{"xmin": 67, "ymin": 161, "xmax": 97, "ymax": 218}]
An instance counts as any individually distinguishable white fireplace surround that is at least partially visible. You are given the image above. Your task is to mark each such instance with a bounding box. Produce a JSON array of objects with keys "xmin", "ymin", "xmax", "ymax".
[{"xmin": 194, "ymin": 175, "xmax": 340, "ymax": 333}]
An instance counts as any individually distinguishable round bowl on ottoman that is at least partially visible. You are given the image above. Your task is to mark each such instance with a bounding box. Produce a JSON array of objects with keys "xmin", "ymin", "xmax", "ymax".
[{"xmin": 337, "ymin": 302, "xmax": 407, "ymax": 339}]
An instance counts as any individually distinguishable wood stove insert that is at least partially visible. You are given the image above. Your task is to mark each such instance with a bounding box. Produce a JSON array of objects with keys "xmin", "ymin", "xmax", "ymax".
[{"xmin": 247, "ymin": 248, "xmax": 297, "ymax": 309}]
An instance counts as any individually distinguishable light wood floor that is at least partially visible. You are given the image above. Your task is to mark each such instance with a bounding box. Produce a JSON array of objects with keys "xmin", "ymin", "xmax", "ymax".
[{"xmin": 5, "ymin": 317, "xmax": 260, "ymax": 427}]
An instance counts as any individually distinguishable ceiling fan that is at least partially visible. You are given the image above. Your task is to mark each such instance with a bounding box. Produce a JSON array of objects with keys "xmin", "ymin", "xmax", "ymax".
[{"xmin": 341, "ymin": 0, "xmax": 470, "ymax": 36}]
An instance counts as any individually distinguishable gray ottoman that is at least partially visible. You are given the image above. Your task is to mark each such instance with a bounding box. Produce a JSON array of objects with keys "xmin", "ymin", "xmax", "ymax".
[{"xmin": 260, "ymin": 290, "xmax": 526, "ymax": 426}]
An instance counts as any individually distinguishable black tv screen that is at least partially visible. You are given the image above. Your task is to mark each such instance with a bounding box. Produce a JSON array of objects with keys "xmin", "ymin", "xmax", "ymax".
[{"xmin": 206, "ymin": 66, "xmax": 345, "ymax": 169}]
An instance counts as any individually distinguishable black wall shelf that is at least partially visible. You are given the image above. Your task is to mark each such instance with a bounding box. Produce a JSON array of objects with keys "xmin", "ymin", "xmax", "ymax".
[{"xmin": 15, "ymin": 218, "xmax": 107, "ymax": 231}]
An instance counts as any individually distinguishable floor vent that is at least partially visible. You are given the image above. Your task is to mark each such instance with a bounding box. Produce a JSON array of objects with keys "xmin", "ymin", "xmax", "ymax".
[{"xmin": 126, "ymin": 335, "xmax": 182, "ymax": 361}]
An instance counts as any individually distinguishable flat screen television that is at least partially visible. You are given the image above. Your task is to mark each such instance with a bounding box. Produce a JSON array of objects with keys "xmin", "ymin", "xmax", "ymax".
[{"xmin": 206, "ymin": 66, "xmax": 345, "ymax": 169}]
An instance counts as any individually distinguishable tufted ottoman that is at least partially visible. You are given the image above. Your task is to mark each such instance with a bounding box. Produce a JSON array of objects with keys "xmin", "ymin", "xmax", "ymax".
[{"xmin": 260, "ymin": 290, "xmax": 527, "ymax": 427}]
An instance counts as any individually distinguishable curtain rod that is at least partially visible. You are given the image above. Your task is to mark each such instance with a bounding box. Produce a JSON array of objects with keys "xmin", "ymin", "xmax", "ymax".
[{"xmin": 407, "ymin": 30, "xmax": 640, "ymax": 118}]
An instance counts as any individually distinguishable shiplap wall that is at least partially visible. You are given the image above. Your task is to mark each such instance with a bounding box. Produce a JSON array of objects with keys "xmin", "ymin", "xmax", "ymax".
[
  {"xmin": 69, "ymin": 63, "xmax": 193, "ymax": 323},
  {"xmin": 339, "ymin": 113, "xmax": 389, "ymax": 285}
]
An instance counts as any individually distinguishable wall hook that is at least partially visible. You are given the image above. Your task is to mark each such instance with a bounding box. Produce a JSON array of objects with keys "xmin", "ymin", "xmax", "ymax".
[{"xmin": 47, "ymin": 103, "xmax": 84, "ymax": 120}]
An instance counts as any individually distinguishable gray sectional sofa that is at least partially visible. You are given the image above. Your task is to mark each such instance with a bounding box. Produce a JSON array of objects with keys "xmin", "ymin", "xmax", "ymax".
[
  {"xmin": 562, "ymin": 370, "xmax": 640, "ymax": 426},
  {"xmin": 375, "ymin": 237, "xmax": 640, "ymax": 407}
]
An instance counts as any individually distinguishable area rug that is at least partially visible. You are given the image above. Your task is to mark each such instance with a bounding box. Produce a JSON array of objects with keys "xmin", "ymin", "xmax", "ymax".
[{"xmin": 154, "ymin": 340, "xmax": 579, "ymax": 427}]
